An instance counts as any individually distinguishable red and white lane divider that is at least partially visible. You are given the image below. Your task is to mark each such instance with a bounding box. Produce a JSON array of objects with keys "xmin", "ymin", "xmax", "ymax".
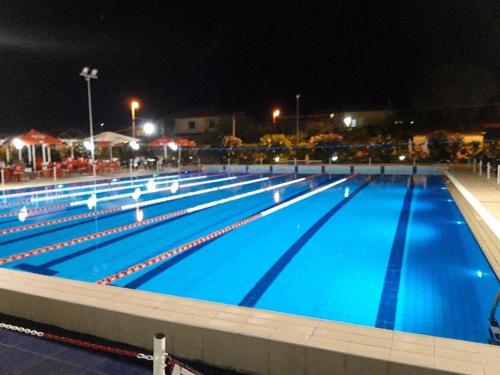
[
  {"xmin": 30, "ymin": 175, "xmax": 210, "ymax": 203},
  {"xmin": 0, "ymin": 322, "xmax": 202, "ymax": 375},
  {"xmin": 0, "ymin": 175, "xmax": 272, "ymax": 235},
  {"xmin": 0, "ymin": 198, "xmax": 31, "ymax": 208},
  {"xmin": 69, "ymin": 174, "xmax": 238, "ymax": 207},
  {"xmin": 0, "ymin": 202, "xmax": 71, "ymax": 219},
  {"xmin": 96, "ymin": 175, "xmax": 352, "ymax": 285},
  {"xmin": 0, "ymin": 176, "xmax": 305, "ymax": 265},
  {"xmin": 0, "ymin": 206, "xmax": 122, "ymax": 235},
  {"xmin": 0, "ymin": 209, "xmax": 188, "ymax": 265}
]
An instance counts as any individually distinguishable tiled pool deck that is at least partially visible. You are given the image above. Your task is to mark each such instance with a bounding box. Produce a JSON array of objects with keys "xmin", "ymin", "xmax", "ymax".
[
  {"xmin": 0, "ymin": 164, "xmax": 499, "ymax": 375},
  {"xmin": 0, "ymin": 324, "xmax": 151, "ymax": 374}
]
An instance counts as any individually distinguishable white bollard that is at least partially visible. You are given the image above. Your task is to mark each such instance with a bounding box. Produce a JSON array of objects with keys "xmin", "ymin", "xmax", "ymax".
[
  {"xmin": 53, "ymin": 166, "xmax": 57, "ymax": 182},
  {"xmin": 497, "ymin": 165, "xmax": 500, "ymax": 185},
  {"xmin": 153, "ymin": 333, "xmax": 166, "ymax": 375},
  {"xmin": 129, "ymin": 160, "xmax": 133, "ymax": 175},
  {"xmin": 368, "ymin": 157, "xmax": 372, "ymax": 165},
  {"xmin": 479, "ymin": 160, "xmax": 483, "ymax": 176},
  {"xmin": 487, "ymin": 162, "xmax": 491, "ymax": 179}
]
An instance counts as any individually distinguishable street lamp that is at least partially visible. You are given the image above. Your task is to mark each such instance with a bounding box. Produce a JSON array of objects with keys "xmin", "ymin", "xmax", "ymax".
[
  {"xmin": 295, "ymin": 94, "xmax": 300, "ymax": 144},
  {"xmin": 130, "ymin": 100, "xmax": 140, "ymax": 138},
  {"xmin": 272, "ymin": 108, "xmax": 280, "ymax": 123},
  {"xmin": 79, "ymin": 67, "xmax": 98, "ymax": 176}
]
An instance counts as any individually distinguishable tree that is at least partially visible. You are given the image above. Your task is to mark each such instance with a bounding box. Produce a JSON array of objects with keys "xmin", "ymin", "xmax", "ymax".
[
  {"xmin": 259, "ymin": 134, "xmax": 292, "ymax": 162},
  {"xmin": 309, "ymin": 133, "xmax": 343, "ymax": 161},
  {"xmin": 216, "ymin": 113, "xmax": 260, "ymax": 143},
  {"xmin": 427, "ymin": 130, "xmax": 464, "ymax": 161}
]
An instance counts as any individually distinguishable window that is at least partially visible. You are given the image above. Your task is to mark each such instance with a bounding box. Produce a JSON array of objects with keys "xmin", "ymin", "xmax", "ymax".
[
  {"xmin": 208, "ymin": 120, "xmax": 216, "ymax": 129},
  {"xmin": 188, "ymin": 121, "xmax": 195, "ymax": 129}
]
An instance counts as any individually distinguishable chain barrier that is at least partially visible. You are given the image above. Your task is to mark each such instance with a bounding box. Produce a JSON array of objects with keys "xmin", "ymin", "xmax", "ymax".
[{"xmin": 0, "ymin": 321, "xmax": 202, "ymax": 374}]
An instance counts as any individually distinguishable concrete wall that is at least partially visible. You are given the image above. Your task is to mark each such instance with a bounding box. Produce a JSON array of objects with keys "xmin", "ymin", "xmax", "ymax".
[
  {"xmin": 203, "ymin": 164, "xmax": 443, "ymax": 176},
  {"xmin": 2, "ymin": 269, "xmax": 498, "ymax": 375}
]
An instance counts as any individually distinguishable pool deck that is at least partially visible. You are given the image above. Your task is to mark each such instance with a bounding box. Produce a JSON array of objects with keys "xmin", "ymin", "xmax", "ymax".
[
  {"xmin": 0, "ymin": 164, "xmax": 499, "ymax": 375},
  {"xmin": 446, "ymin": 165, "xmax": 500, "ymax": 278}
]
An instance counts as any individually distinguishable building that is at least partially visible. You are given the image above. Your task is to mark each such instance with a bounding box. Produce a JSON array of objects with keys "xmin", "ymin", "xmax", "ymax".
[
  {"xmin": 156, "ymin": 108, "xmax": 224, "ymax": 142},
  {"xmin": 301, "ymin": 108, "xmax": 393, "ymax": 134}
]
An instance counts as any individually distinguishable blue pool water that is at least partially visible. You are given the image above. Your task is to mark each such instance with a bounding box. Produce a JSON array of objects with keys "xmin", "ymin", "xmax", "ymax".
[{"xmin": 0, "ymin": 171, "xmax": 498, "ymax": 343}]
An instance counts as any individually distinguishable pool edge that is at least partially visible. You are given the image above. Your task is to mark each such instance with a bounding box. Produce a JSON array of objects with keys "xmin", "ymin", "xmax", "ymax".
[
  {"xmin": 444, "ymin": 172, "xmax": 500, "ymax": 280},
  {"xmin": 0, "ymin": 268, "xmax": 498, "ymax": 375}
]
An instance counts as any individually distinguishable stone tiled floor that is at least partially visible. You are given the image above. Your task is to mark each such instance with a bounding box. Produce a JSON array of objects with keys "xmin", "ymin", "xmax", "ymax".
[
  {"xmin": 0, "ymin": 329, "xmax": 151, "ymax": 374},
  {"xmin": 450, "ymin": 164, "xmax": 500, "ymax": 221},
  {"xmin": 0, "ymin": 313, "xmax": 243, "ymax": 375}
]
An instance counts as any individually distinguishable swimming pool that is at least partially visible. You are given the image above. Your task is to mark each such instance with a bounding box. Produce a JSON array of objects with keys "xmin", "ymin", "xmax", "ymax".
[{"xmin": 0, "ymin": 171, "xmax": 498, "ymax": 344}]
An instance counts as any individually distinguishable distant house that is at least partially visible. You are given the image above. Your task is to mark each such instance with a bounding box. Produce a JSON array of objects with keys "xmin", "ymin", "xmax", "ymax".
[
  {"xmin": 156, "ymin": 108, "xmax": 224, "ymax": 142},
  {"xmin": 302, "ymin": 108, "xmax": 393, "ymax": 133}
]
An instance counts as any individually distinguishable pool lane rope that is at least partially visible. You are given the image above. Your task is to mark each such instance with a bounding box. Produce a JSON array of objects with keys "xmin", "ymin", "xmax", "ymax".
[
  {"xmin": 121, "ymin": 175, "xmax": 282, "ymax": 210},
  {"xmin": 30, "ymin": 174, "xmax": 211, "ymax": 203},
  {"xmin": 0, "ymin": 206, "xmax": 122, "ymax": 235},
  {"xmin": 0, "ymin": 322, "xmax": 202, "ymax": 374},
  {"xmin": 96, "ymin": 175, "xmax": 352, "ymax": 285},
  {"xmin": 0, "ymin": 171, "xmax": 202, "ymax": 199},
  {"xmin": 0, "ymin": 202, "xmax": 71, "ymax": 218},
  {"xmin": 0, "ymin": 175, "xmax": 280, "ymax": 235},
  {"xmin": 68, "ymin": 173, "xmax": 238, "ymax": 207},
  {"xmin": 0, "ymin": 175, "xmax": 305, "ymax": 265},
  {"xmin": 0, "ymin": 174, "xmax": 229, "ymax": 219}
]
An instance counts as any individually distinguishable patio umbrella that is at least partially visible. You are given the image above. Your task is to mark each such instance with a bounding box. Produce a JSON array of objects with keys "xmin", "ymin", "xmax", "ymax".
[
  {"xmin": 19, "ymin": 129, "xmax": 62, "ymax": 169},
  {"xmin": 148, "ymin": 136, "xmax": 196, "ymax": 158},
  {"xmin": 92, "ymin": 132, "xmax": 139, "ymax": 160}
]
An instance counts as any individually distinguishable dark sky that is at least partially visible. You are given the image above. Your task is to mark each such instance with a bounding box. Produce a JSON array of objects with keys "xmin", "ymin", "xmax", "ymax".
[{"xmin": 0, "ymin": 0, "xmax": 499, "ymax": 134}]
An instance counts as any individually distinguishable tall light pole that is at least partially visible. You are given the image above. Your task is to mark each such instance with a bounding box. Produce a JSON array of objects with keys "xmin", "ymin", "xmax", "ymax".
[
  {"xmin": 295, "ymin": 94, "xmax": 300, "ymax": 145},
  {"xmin": 232, "ymin": 113, "xmax": 236, "ymax": 137},
  {"xmin": 79, "ymin": 67, "xmax": 98, "ymax": 176},
  {"xmin": 130, "ymin": 100, "xmax": 140, "ymax": 138}
]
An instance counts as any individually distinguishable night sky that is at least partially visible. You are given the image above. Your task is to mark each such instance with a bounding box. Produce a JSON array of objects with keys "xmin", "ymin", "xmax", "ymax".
[{"xmin": 0, "ymin": 1, "xmax": 499, "ymax": 134}]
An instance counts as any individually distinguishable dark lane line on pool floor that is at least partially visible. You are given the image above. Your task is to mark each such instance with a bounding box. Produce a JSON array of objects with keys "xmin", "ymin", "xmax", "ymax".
[
  {"xmin": 121, "ymin": 175, "xmax": 337, "ymax": 289},
  {"xmin": 238, "ymin": 176, "xmax": 376, "ymax": 308},
  {"xmin": 375, "ymin": 177, "xmax": 415, "ymax": 330},
  {"xmin": 12, "ymin": 176, "xmax": 329, "ymax": 276}
]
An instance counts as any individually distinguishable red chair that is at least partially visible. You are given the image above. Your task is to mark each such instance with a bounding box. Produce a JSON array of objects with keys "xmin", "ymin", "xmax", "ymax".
[
  {"xmin": 111, "ymin": 160, "xmax": 121, "ymax": 172},
  {"xmin": 12, "ymin": 164, "xmax": 26, "ymax": 181}
]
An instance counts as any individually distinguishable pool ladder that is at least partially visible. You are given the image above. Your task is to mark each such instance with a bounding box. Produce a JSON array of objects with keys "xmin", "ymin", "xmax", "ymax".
[{"xmin": 489, "ymin": 289, "xmax": 500, "ymax": 345}]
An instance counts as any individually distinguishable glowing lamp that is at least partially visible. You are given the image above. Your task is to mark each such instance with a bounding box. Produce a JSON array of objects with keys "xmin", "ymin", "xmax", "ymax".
[{"xmin": 12, "ymin": 138, "xmax": 25, "ymax": 150}]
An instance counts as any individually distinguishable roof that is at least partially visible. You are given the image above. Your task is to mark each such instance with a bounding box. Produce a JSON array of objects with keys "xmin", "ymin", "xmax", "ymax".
[
  {"xmin": 166, "ymin": 107, "xmax": 224, "ymax": 119},
  {"xmin": 20, "ymin": 129, "xmax": 62, "ymax": 145}
]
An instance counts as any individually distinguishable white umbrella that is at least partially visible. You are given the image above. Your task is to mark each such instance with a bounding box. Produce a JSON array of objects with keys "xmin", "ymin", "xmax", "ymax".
[
  {"xmin": 91, "ymin": 132, "xmax": 140, "ymax": 160},
  {"xmin": 93, "ymin": 132, "xmax": 139, "ymax": 144}
]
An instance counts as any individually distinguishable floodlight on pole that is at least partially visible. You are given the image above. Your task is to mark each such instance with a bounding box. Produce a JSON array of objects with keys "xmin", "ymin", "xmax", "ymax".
[
  {"xmin": 79, "ymin": 66, "xmax": 98, "ymax": 176},
  {"xmin": 295, "ymin": 94, "xmax": 300, "ymax": 144}
]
